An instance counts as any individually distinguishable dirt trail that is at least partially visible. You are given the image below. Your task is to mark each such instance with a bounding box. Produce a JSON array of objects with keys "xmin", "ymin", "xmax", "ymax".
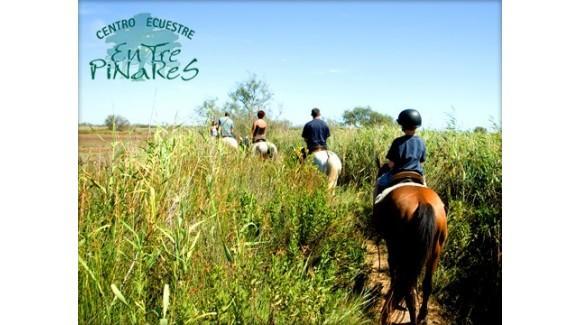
[{"xmin": 364, "ymin": 240, "xmax": 448, "ymax": 325}]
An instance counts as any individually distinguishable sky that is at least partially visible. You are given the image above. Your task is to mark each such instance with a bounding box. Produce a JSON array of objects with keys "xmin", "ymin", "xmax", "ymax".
[{"xmin": 79, "ymin": 0, "xmax": 501, "ymax": 130}]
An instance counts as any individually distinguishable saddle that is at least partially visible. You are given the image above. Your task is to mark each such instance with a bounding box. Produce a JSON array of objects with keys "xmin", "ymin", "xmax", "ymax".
[
  {"xmin": 375, "ymin": 171, "xmax": 426, "ymax": 205},
  {"xmin": 389, "ymin": 171, "xmax": 425, "ymax": 187},
  {"xmin": 308, "ymin": 145, "xmax": 328, "ymax": 154},
  {"xmin": 300, "ymin": 146, "xmax": 327, "ymax": 160}
]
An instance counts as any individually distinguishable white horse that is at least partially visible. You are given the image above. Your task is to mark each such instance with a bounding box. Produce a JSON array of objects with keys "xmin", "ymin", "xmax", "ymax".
[
  {"xmin": 221, "ymin": 137, "xmax": 239, "ymax": 149},
  {"xmin": 251, "ymin": 141, "xmax": 278, "ymax": 159},
  {"xmin": 310, "ymin": 150, "xmax": 342, "ymax": 190}
]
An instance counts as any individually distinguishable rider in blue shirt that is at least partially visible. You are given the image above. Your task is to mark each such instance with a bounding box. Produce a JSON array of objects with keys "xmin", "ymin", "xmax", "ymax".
[
  {"xmin": 302, "ymin": 108, "xmax": 330, "ymax": 153},
  {"xmin": 377, "ymin": 109, "xmax": 426, "ymax": 192}
]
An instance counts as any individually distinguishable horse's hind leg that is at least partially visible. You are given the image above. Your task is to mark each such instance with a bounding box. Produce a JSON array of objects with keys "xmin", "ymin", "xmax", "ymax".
[
  {"xmin": 405, "ymin": 288, "xmax": 418, "ymax": 325},
  {"xmin": 417, "ymin": 266, "xmax": 433, "ymax": 324},
  {"xmin": 418, "ymin": 245, "xmax": 441, "ymax": 323},
  {"xmin": 380, "ymin": 288, "xmax": 394, "ymax": 325}
]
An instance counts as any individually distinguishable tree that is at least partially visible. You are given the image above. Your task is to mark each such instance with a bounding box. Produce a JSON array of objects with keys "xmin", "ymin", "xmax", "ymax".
[
  {"xmin": 104, "ymin": 115, "xmax": 130, "ymax": 131},
  {"xmin": 342, "ymin": 106, "xmax": 394, "ymax": 128},
  {"xmin": 196, "ymin": 98, "xmax": 221, "ymax": 124},
  {"xmin": 228, "ymin": 74, "xmax": 273, "ymax": 114},
  {"xmin": 228, "ymin": 74, "xmax": 273, "ymax": 134}
]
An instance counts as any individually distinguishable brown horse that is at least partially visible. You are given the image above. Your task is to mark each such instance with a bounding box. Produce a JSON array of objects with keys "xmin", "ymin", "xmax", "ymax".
[{"xmin": 372, "ymin": 161, "xmax": 447, "ymax": 325}]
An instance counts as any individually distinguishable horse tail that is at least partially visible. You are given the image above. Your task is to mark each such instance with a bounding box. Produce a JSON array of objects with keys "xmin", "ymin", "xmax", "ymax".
[
  {"xmin": 326, "ymin": 152, "xmax": 342, "ymax": 189},
  {"xmin": 412, "ymin": 202, "xmax": 437, "ymax": 277},
  {"xmin": 389, "ymin": 202, "xmax": 437, "ymax": 313},
  {"xmin": 267, "ymin": 143, "xmax": 278, "ymax": 159}
]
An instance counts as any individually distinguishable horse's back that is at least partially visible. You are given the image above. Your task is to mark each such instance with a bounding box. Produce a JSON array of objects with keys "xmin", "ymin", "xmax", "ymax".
[
  {"xmin": 253, "ymin": 142, "xmax": 269, "ymax": 154},
  {"xmin": 252, "ymin": 141, "xmax": 277, "ymax": 159},
  {"xmin": 373, "ymin": 185, "xmax": 446, "ymax": 239},
  {"xmin": 389, "ymin": 186, "xmax": 444, "ymax": 218},
  {"xmin": 221, "ymin": 137, "xmax": 239, "ymax": 149}
]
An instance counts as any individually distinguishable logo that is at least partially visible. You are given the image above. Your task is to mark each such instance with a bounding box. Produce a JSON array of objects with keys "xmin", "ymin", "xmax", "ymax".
[{"xmin": 89, "ymin": 13, "xmax": 199, "ymax": 81}]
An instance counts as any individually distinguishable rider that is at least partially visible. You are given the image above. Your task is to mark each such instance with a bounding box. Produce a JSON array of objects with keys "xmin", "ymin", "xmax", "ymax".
[
  {"xmin": 210, "ymin": 120, "xmax": 218, "ymax": 137},
  {"xmin": 301, "ymin": 108, "xmax": 332, "ymax": 172},
  {"xmin": 251, "ymin": 110, "xmax": 268, "ymax": 143},
  {"xmin": 301, "ymin": 108, "xmax": 330, "ymax": 154},
  {"xmin": 218, "ymin": 112, "xmax": 235, "ymax": 138},
  {"xmin": 376, "ymin": 109, "xmax": 426, "ymax": 194}
]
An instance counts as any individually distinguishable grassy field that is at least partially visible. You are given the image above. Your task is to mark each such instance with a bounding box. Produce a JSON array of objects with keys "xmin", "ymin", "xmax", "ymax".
[{"xmin": 78, "ymin": 125, "xmax": 501, "ymax": 324}]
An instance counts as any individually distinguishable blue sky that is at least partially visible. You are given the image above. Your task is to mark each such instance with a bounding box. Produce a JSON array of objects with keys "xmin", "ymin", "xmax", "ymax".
[{"xmin": 79, "ymin": 0, "xmax": 500, "ymax": 130}]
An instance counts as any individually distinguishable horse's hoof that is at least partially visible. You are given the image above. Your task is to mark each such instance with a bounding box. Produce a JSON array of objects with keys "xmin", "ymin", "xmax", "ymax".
[{"xmin": 417, "ymin": 313, "xmax": 428, "ymax": 324}]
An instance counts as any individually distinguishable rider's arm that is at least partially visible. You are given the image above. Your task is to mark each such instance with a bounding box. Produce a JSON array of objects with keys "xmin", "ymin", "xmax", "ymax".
[
  {"xmin": 251, "ymin": 121, "xmax": 256, "ymax": 137},
  {"xmin": 301, "ymin": 125, "xmax": 309, "ymax": 143},
  {"xmin": 385, "ymin": 139, "xmax": 398, "ymax": 170}
]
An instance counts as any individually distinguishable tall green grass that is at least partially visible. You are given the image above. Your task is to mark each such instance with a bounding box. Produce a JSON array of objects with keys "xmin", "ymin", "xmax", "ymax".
[
  {"xmin": 79, "ymin": 125, "xmax": 501, "ymax": 324},
  {"xmin": 79, "ymin": 129, "xmax": 370, "ymax": 324},
  {"xmin": 426, "ymin": 130, "xmax": 501, "ymax": 324}
]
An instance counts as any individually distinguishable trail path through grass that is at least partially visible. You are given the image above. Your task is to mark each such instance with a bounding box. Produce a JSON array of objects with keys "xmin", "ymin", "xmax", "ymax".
[{"xmin": 364, "ymin": 240, "xmax": 448, "ymax": 325}]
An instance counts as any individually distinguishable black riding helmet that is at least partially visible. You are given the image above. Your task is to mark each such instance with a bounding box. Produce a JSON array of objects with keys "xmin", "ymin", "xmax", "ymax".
[{"xmin": 397, "ymin": 109, "xmax": 422, "ymax": 129}]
